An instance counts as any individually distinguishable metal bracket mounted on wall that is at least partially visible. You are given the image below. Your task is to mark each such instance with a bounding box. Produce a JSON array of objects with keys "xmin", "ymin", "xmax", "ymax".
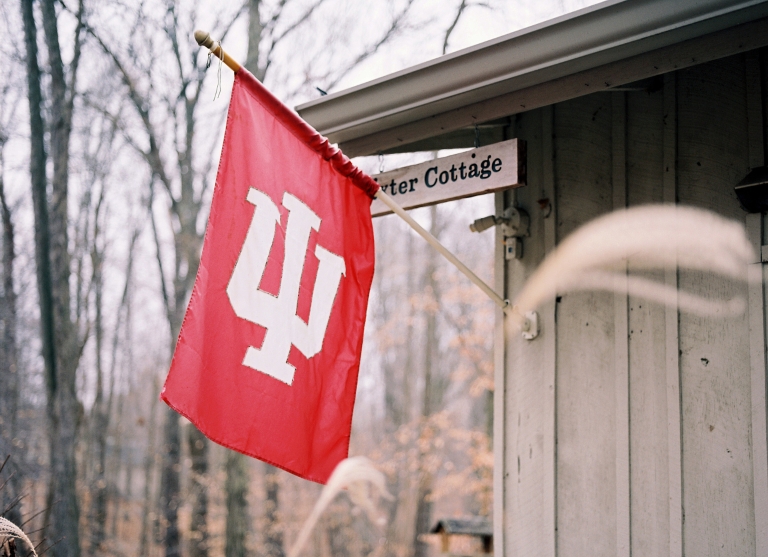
[
  {"xmin": 469, "ymin": 206, "xmax": 530, "ymax": 260},
  {"xmin": 521, "ymin": 310, "xmax": 539, "ymax": 340},
  {"xmin": 501, "ymin": 206, "xmax": 529, "ymax": 260}
]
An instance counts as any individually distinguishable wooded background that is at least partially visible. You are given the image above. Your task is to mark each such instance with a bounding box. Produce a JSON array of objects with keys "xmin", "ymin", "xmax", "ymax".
[{"xmin": 0, "ymin": 1, "xmax": 594, "ymax": 556}]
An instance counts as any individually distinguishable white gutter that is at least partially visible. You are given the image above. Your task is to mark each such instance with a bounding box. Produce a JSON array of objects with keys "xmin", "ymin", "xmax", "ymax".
[{"xmin": 296, "ymin": 0, "xmax": 768, "ymax": 144}]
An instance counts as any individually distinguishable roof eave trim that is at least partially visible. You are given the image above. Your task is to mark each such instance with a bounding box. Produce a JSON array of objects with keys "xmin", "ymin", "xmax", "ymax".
[{"xmin": 296, "ymin": 0, "xmax": 768, "ymax": 139}]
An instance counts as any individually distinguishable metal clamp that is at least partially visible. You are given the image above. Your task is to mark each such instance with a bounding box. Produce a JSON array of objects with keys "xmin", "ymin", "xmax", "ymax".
[
  {"xmin": 501, "ymin": 207, "xmax": 529, "ymax": 260},
  {"xmin": 470, "ymin": 206, "xmax": 530, "ymax": 260},
  {"xmin": 521, "ymin": 310, "xmax": 539, "ymax": 340}
]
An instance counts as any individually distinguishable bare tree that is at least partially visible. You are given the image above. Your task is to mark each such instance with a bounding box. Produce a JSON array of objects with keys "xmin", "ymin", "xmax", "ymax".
[
  {"xmin": 85, "ymin": 149, "xmax": 139, "ymax": 554},
  {"xmin": 0, "ymin": 127, "xmax": 21, "ymax": 528},
  {"xmin": 224, "ymin": 447, "xmax": 249, "ymax": 557},
  {"xmin": 139, "ymin": 375, "xmax": 161, "ymax": 557},
  {"xmin": 87, "ymin": 2, "xmax": 244, "ymax": 554},
  {"xmin": 21, "ymin": 1, "xmax": 87, "ymax": 555},
  {"xmin": 6, "ymin": 1, "xmax": 497, "ymax": 555},
  {"xmin": 412, "ymin": 206, "xmax": 442, "ymax": 557}
]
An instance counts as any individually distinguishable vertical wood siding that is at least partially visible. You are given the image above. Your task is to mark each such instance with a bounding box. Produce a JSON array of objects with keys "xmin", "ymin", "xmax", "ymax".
[
  {"xmin": 626, "ymin": 81, "xmax": 673, "ymax": 557},
  {"xmin": 676, "ymin": 57, "xmax": 754, "ymax": 556},
  {"xmin": 746, "ymin": 49, "xmax": 768, "ymax": 557},
  {"xmin": 500, "ymin": 49, "xmax": 767, "ymax": 557},
  {"xmin": 612, "ymin": 91, "xmax": 631, "ymax": 557},
  {"xmin": 662, "ymin": 72, "xmax": 684, "ymax": 557},
  {"xmin": 500, "ymin": 106, "xmax": 557, "ymax": 557},
  {"xmin": 553, "ymin": 94, "xmax": 617, "ymax": 557}
]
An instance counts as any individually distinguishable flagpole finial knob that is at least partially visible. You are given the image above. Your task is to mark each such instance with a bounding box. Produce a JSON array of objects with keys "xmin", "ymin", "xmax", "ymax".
[{"xmin": 194, "ymin": 30, "xmax": 213, "ymax": 48}]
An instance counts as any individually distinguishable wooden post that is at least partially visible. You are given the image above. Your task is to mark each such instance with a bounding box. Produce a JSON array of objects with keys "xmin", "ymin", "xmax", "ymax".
[{"xmin": 663, "ymin": 71, "xmax": 683, "ymax": 557}]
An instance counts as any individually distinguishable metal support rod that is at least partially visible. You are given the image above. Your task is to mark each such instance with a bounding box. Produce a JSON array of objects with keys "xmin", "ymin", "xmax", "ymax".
[
  {"xmin": 193, "ymin": 30, "xmax": 509, "ymax": 314},
  {"xmin": 375, "ymin": 189, "xmax": 509, "ymax": 313}
]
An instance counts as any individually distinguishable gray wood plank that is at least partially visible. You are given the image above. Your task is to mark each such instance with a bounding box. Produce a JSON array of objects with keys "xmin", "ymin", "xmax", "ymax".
[
  {"xmin": 542, "ymin": 106, "xmax": 557, "ymax": 557},
  {"xmin": 493, "ymin": 186, "xmax": 508, "ymax": 557},
  {"xmin": 502, "ymin": 107, "xmax": 557, "ymax": 557},
  {"xmin": 747, "ymin": 214, "xmax": 768, "ymax": 557},
  {"xmin": 676, "ymin": 57, "xmax": 755, "ymax": 556},
  {"xmin": 663, "ymin": 71, "xmax": 683, "ymax": 557},
  {"xmin": 626, "ymin": 82, "xmax": 671, "ymax": 557},
  {"xmin": 612, "ymin": 91, "xmax": 631, "ymax": 557},
  {"xmin": 746, "ymin": 51, "xmax": 764, "ymax": 169},
  {"xmin": 554, "ymin": 94, "xmax": 616, "ymax": 557},
  {"xmin": 746, "ymin": 49, "xmax": 768, "ymax": 557}
]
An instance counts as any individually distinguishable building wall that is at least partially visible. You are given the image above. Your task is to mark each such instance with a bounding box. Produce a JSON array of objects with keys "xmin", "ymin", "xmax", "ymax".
[{"xmin": 496, "ymin": 50, "xmax": 768, "ymax": 557}]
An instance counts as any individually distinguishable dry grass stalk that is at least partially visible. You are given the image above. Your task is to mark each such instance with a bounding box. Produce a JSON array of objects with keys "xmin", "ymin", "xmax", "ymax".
[
  {"xmin": 0, "ymin": 517, "xmax": 36, "ymax": 556},
  {"xmin": 287, "ymin": 457, "xmax": 392, "ymax": 557},
  {"xmin": 511, "ymin": 204, "xmax": 753, "ymax": 325}
]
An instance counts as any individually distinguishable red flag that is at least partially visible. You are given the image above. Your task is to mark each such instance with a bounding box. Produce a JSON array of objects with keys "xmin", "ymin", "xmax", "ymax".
[{"xmin": 161, "ymin": 69, "xmax": 378, "ymax": 483}]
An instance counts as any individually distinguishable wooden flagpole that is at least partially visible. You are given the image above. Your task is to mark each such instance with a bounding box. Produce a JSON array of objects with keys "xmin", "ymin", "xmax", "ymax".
[
  {"xmin": 374, "ymin": 190, "xmax": 508, "ymax": 311},
  {"xmin": 195, "ymin": 31, "xmax": 241, "ymax": 72},
  {"xmin": 193, "ymin": 31, "xmax": 510, "ymax": 314}
]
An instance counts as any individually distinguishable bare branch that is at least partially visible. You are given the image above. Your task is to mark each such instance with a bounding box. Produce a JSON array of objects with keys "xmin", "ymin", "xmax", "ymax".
[
  {"xmin": 443, "ymin": 0, "xmax": 468, "ymax": 55},
  {"xmin": 148, "ymin": 181, "xmax": 175, "ymax": 342},
  {"xmin": 321, "ymin": 0, "xmax": 417, "ymax": 92},
  {"xmin": 84, "ymin": 24, "xmax": 178, "ymax": 209},
  {"xmin": 264, "ymin": 0, "xmax": 330, "ymax": 74},
  {"xmin": 64, "ymin": 0, "xmax": 85, "ymax": 124}
]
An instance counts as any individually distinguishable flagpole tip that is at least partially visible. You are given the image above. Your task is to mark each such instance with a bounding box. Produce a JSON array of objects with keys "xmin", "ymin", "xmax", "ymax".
[
  {"xmin": 194, "ymin": 30, "xmax": 212, "ymax": 48},
  {"xmin": 193, "ymin": 30, "xmax": 242, "ymax": 73}
]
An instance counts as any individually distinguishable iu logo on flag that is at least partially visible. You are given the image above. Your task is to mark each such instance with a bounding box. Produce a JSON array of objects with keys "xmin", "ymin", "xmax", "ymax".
[
  {"xmin": 227, "ymin": 188, "xmax": 347, "ymax": 386},
  {"xmin": 161, "ymin": 69, "xmax": 377, "ymax": 483}
]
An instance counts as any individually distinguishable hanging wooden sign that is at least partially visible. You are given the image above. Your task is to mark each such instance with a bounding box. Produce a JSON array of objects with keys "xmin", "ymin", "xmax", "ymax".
[{"xmin": 370, "ymin": 138, "xmax": 526, "ymax": 217}]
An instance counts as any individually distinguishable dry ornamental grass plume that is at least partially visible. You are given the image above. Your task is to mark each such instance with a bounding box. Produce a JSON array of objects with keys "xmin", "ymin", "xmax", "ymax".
[
  {"xmin": 287, "ymin": 457, "xmax": 392, "ymax": 557},
  {"xmin": 511, "ymin": 204, "xmax": 754, "ymax": 326},
  {"xmin": 0, "ymin": 517, "xmax": 36, "ymax": 557},
  {"xmin": 288, "ymin": 205, "xmax": 752, "ymax": 555}
]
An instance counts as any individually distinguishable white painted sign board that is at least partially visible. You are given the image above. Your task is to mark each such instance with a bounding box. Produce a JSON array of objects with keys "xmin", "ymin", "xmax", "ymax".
[{"xmin": 370, "ymin": 138, "xmax": 526, "ymax": 217}]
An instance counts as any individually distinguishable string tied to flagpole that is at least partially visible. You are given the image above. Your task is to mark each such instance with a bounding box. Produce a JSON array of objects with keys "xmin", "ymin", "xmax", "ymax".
[{"xmin": 204, "ymin": 37, "xmax": 224, "ymax": 100}]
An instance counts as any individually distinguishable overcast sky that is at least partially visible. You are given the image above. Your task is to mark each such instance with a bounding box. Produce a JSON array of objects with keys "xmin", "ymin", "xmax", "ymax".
[
  {"xmin": 206, "ymin": 0, "xmax": 605, "ymax": 105},
  {"xmin": 336, "ymin": 0, "xmax": 603, "ymax": 91}
]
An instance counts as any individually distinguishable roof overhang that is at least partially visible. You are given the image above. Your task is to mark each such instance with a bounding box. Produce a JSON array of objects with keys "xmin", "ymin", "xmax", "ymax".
[{"xmin": 296, "ymin": 0, "xmax": 768, "ymax": 156}]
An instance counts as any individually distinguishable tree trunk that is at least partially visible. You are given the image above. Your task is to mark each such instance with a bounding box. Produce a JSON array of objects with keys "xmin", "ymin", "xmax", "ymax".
[
  {"xmin": 89, "ymin": 215, "xmax": 108, "ymax": 552},
  {"xmin": 326, "ymin": 501, "xmax": 352, "ymax": 557},
  {"xmin": 245, "ymin": 0, "xmax": 265, "ymax": 80},
  {"xmin": 382, "ymin": 227, "xmax": 417, "ymax": 557},
  {"xmin": 188, "ymin": 425, "xmax": 209, "ymax": 557},
  {"xmin": 224, "ymin": 451, "xmax": 249, "ymax": 557},
  {"xmin": 413, "ymin": 206, "xmax": 441, "ymax": 557},
  {"xmin": 40, "ymin": 0, "xmax": 82, "ymax": 552},
  {"xmin": 263, "ymin": 464, "xmax": 284, "ymax": 557},
  {"xmin": 0, "ymin": 156, "xmax": 21, "ymax": 527},
  {"xmin": 159, "ymin": 409, "xmax": 181, "ymax": 557},
  {"xmin": 157, "ymin": 229, "xmax": 190, "ymax": 557},
  {"xmin": 140, "ymin": 378, "xmax": 160, "ymax": 556},
  {"xmin": 21, "ymin": 0, "xmax": 80, "ymax": 557}
]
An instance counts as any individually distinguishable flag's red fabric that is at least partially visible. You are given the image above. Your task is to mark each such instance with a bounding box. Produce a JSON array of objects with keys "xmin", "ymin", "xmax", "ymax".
[{"xmin": 161, "ymin": 69, "xmax": 378, "ymax": 484}]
